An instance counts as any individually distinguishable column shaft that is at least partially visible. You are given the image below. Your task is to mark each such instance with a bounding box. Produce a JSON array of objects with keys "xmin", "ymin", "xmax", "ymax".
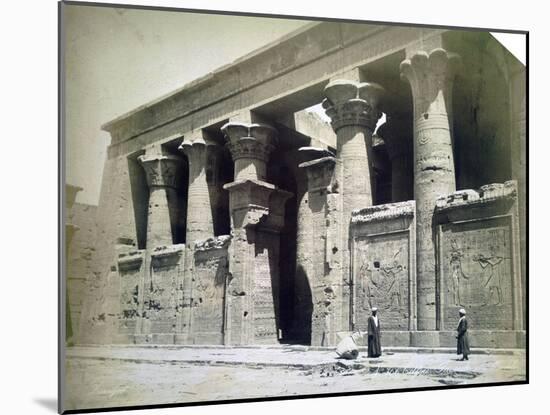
[
  {"xmin": 178, "ymin": 137, "xmax": 219, "ymax": 343},
  {"xmin": 337, "ymin": 125, "xmax": 375, "ymax": 212},
  {"xmin": 146, "ymin": 186, "xmax": 177, "ymax": 247},
  {"xmin": 323, "ymin": 80, "xmax": 384, "ymax": 334},
  {"xmin": 222, "ymin": 121, "xmax": 291, "ymax": 345},
  {"xmin": 401, "ymin": 48, "xmax": 460, "ymax": 331}
]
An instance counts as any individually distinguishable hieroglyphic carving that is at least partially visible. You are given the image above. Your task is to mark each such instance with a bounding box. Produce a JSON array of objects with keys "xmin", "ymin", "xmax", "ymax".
[
  {"xmin": 355, "ymin": 233, "xmax": 410, "ymax": 330},
  {"xmin": 119, "ymin": 269, "xmax": 141, "ymax": 335},
  {"xmin": 253, "ymin": 237, "xmax": 278, "ymax": 341},
  {"xmin": 145, "ymin": 248, "xmax": 184, "ymax": 334},
  {"xmin": 440, "ymin": 218, "xmax": 513, "ymax": 329},
  {"xmin": 192, "ymin": 248, "xmax": 228, "ymax": 344},
  {"xmin": 117, "ymin": 251, "xmax": 143, "ymax": 335}
]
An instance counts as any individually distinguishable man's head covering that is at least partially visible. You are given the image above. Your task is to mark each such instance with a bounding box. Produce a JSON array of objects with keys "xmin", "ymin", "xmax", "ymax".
[
  {"xmin": 459, "ymin": 308, "xmax": 466, "ymax": 315},
  {"xmin": 371, "ymin": 307, "xmax": 378, "ymax": 312}
]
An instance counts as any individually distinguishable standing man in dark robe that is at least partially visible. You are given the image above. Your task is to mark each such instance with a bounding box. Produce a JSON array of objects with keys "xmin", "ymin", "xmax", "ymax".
[
  {"xmin": 456, "ymin": 308, "xmax": 470, "ymax": 361},
  {"xmin": 367, "ymin": 307, "xmax": 382, "ymax": 358}
]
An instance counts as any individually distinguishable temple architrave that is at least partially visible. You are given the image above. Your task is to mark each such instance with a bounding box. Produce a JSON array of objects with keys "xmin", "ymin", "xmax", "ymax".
[{"xmin": 73, "ymin": 21, "xmax": 526, "ymax": 348}]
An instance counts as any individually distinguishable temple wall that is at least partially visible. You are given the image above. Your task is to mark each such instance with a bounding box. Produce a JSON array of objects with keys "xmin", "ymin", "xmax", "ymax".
[
  {"xmin": 77, "ymin": 154, "xmax": 140, "ymax": 345},
  {"xmin": 192, "ymin": 237, "xmax": 230, "ymax": 345},
  {"xmin": 66, "ymin": 202, "xmax": 97, "ymax": 342},
  {"xmin": 74, "ymin": 24, "xmax": 526, "ymax": 349}
]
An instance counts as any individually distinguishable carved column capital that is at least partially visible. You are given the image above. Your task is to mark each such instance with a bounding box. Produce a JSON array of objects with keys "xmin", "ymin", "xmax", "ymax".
[
  {"xmin": 222, "ymin": 122, "xmax": 278, "ymax": 182},
  {"xmin": 400, "ymin": 48, "xmax": 461, "ymax": 114},
  {"xmin": 221, "ymin": 122, "xmax": 277, "ymax": 163},
  {"xmin": 178, "ymin": 136, "xmax": 208, "ymax": 161},
  {"xmin": 138, "ymin": 154, "xmax": 181, "ymax": 189},
  {"xmin": 322, "ymin": 80, "xmax": 384, "ymax": 132}
]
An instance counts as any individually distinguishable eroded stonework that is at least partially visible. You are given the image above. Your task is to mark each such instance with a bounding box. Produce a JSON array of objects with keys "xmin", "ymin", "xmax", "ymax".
[{"xmin": 74, "ymin": 22, "xmax": 526, "ymax": 349}]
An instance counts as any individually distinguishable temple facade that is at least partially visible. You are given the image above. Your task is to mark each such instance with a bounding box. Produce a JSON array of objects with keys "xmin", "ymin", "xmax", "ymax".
[{"xmin": 73, "ymin": 21, "xmax": 526, "ymax": 348}]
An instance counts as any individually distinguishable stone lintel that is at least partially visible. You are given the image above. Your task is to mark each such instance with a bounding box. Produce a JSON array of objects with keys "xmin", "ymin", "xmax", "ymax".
[
  {"xmin": 117, "ymin": 250, "xmax": 145, "ymax": 272},
  {"xmin": 151, "ymin": 244, "xmax": 185, "ymax": 257},
  {"xmin": 224, "ymin": 179, "xmax": 275, "ymax": 209},
  {"xmin": 351, "ymin": 200, "xmax": 416, "ymax": 225},
  {"xmin": 435, "ymin": 181, "xmax": 517, "ymax": 212},
  {"xmin": 150, "ymin": 244, "xmax": 185, "ymax": 269},
  {"xmin": 194, "ymin": 235, "xmax": 232, "ymax": 252},
  {"xmin": 298, "ymin": 146, "xmax": 335, "ymax": 158},
  {"xmin": 299, "ymin": 156, "xmax": 337, "ymax": 193},
  {"xmin": 224, "ymin": 179, "xmax": 292, "ymax": 231}
]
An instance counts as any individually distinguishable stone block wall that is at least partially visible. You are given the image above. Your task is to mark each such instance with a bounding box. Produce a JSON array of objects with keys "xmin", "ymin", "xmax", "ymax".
[
  {"xmin": 191, "ymin": 236, "xmax": 231, "ymax": 345},
  {"xmin": 66, "ymin": 202, "xmax": 97, "ymax": 342},
  {"xmin": 351, "ymin": 201, "xmax": 416, "ymax": 344},
  {"xmin": 435, "ymin": 181, "xmax": 523, "ymax": 337},
  {"xmin": 73, "ymin": 23, "xmax": 525, "ymax": 350}
]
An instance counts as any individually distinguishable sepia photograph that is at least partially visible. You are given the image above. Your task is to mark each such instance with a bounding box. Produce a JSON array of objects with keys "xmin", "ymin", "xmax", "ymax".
[{"xmin": 60, "ymin": 1, "xmax": 527, "ymax": 412}]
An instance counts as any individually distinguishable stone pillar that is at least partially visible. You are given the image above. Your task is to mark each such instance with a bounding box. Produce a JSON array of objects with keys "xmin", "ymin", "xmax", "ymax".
[
  {"xmin": 287, "ymin": 147, "xmax": 334, "ymax": 343},
  {"xmin": 178, "ymin": 135, "xmax": 219, "ymax": 342},
  {"xmin": 137, "ymin": 152, "xmax": 182, "ymax": 339},
  {"xmin": 138, "ymin": 153, "xmax": 181, "ymax": 248},
  {"xmin": 65, "ymin": 184, "xmax": 82, "ymax": 346},
  {"xmin": 222, "ymin": 122, "xmax": 292, "ymax": 345},
  {"xmin": 299, "ymin": 156, "xmax": 338, "ymax": 346},
  {"xmin": 179, "ymin": 135, "xmax": 217, "ymax": 243},
  {"xmin": 509, "ymin": 65, "xmax": 526, "ymax": 329},
  {"xmin": 322, "ymin": 80, "xmax": 384, "ymax": 333},
  {"xmin": 376, "ymin": 113, "xmax": 414, "ymax": 202},
  {"xmin": 400, "ymin": 48, "xmax": 460, "ymax": 332}
]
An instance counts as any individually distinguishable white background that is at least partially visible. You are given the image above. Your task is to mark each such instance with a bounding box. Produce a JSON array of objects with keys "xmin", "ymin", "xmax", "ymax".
[{"xmin": 0, "ymin": 0, "xmax": 544, "ymax": 414}]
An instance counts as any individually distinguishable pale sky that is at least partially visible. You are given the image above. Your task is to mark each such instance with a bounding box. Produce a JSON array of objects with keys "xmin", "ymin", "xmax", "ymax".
[{"xmin": 64, "ymin": 4, "xmax": 309, "ymax": 205}]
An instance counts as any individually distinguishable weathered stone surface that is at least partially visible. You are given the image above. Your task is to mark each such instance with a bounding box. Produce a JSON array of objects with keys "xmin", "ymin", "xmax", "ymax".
[
  {"xmin": 222, "ymin": 122, "xmax": 278, "ymax": 182},
  {"xmin": 351, "ymin": 201, "xmax": 417, "ymax": 333},
  {"xmin": 138, "ymin": 153, "xmax": 182, "ymax": 248},
  {"xmin": 75, "ymin": 23, "xmax": 525, "ymax": 351},
  {"xmin": 191, "ymin": 236, "xmax": 231, "ymax": 345},
  {"xmin": 400, "ymin": 48, "xmax": 461, "ymax": 331},
  {"xmin": 435, "ymin": 181, "xmax": 523, "ymax": 334}
]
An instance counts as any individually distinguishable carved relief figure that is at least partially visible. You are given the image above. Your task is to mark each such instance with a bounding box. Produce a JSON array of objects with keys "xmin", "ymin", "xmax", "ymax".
[
  {"xmin": 472, "ymin": 245, "xmax": 507, "ymax": 306},
  {"xmin": 449, "ymin": 240, "xmax": 469, "ymax": 305},
  {"xmin": 358, "ymin": 248, "xmax": 405, "ymax": 312}
]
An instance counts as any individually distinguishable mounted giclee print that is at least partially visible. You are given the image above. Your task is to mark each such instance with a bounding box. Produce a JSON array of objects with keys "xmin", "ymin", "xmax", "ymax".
[{"xmin": 60, "ymin": 0, "xmax": 528, "ymax": 413}]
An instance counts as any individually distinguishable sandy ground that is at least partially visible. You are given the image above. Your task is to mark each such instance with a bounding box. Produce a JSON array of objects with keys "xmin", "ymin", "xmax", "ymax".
[{"xmin": 63, "ymin": 346, "xmax": 526, "ymax": 411}]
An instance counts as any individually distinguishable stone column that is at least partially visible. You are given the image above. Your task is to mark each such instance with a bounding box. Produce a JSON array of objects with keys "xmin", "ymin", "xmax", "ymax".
[
  {"xmin": 179, "ymin": 135, "xmax": 220, "ymax": 244},
  {"xmin": 287, "ymin": 147, "xmax": 334, "ymax": 343},
  {"xmin": 376, "ymin": 113, "xmax": 414, "ymax": 202},
  {"xmin": 138, "ymin": 153, "xmax": 181, "ymax": 248},
  {"xmin": 322, "ymin": 80, "xmax": 384, "ymax": 333},
  {"xmin": 137, "ymin": 152, "xmax": 182, "ymax": 339},
  {"xmin": 299, "ymin": 156, "xmax": 338, "ymax": 346},
  {"xmin": 178, "ymin": 135, "xmax": 219, "ymax": 342},
  {"xmin": 400, "ymin": 48, "xmax": 460, "ymax": 332},
  {"xmin": 66, "ymin": 184, "xmax": 82, "ymax": 346},
  {"xmin": 222, "ymin": 122, "xmax": 292, "ymax": 345}
]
